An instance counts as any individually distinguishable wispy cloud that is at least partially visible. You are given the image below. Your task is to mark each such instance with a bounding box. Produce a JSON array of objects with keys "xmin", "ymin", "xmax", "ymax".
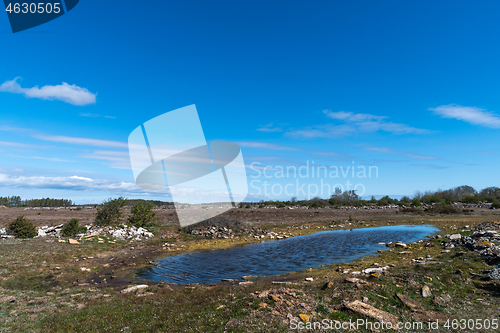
[
  {"xmin": 8, "ymin": 154, "xmax": 73, "ymax": 162},
  {"xmin": 80, "ymin": 113, "xmax": 115, "ymax": 119},
  {"xmin": 0, "ymin": 77, "xmax": 96, "ymax": 106},
  {"xmin": 236, "ymin": 141, "xmax": 353, "ymax": 160},
  {"xmin": 0, "ymin": 125, "xmax": 128, "ymax": 149},
  {"xmin": 80, "ymin": 150, "xmax": 131, "ymax": 169},
  {"xmin": 430, "ymin": 104, "xmax": 500, "ymax": 128},
  {"xmin": 236, "ymin": 141, "xmax": 299, "ymax": 151},
  {"xmin": 363, "ymin": 145, "xmax": 438, "ymax": 160},
  {"xmin": 410, "ymin": 164, "xmax": 448, "ymax": 170},
  {"xmin": 287, "ymin": 110, "xmax": 429, "ymax": 138},
  {"xmin": 35, "ymin": 134, "xmax": 128, "ymax": 149},
  {"xmin": 257, "ymin": 123, "xmax": 284, "ymax": 132},
  {"xmin": 0, "ymin": 141, "xmax": 51, "ymax": 149}
]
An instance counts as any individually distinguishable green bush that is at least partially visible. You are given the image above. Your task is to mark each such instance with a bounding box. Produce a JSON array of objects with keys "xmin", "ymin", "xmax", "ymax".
[
  {"xmin": 61, "ymin": 219, "xmax": 86, "ymax": 237},
  {"xmin": 95, "ymin": 197, "xmax": 126, "ymax": 227},
  {"xmin": 128, "ymin": 201, "xmax": 157, "ymax": 228},
  {"xmin": 8, "ymin": 216, "xmax": 37, "ymax": 238}
]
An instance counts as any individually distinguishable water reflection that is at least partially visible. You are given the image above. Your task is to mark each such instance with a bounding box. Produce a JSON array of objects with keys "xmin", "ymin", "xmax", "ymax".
[{"xmin": 137, "ymin": 225, "xmax": 439, "ymax": 284}]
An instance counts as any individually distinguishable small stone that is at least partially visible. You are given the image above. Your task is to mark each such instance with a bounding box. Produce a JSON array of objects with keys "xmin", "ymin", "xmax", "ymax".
[
  {"xmin": 121, "ymin": 285, "xmax": 148, "ymax": 294},
  {"xmin": 259, "ymin": 302, "xmax": 267, "ymax": 307},
  {"xmin": 68, "ymin": 239, "xmax": 80, "ymax": 245},
  {"xmin": 305, "ymin": 277, "xmax": 313, "ymax": 282},
  {"xmin": 321, "ymin": 281, "xmax": 334, "ymax": 290},
  {"xmin": 422, "ymin": 286, "xmax": 432, "ymax": 297},
  {"xmin": 449, "ymin": 234, "xmax": 461, "ymax": 240},
  {"xmin": 298, "ymin": 314, "xmax": 309, "ymax": 321}
]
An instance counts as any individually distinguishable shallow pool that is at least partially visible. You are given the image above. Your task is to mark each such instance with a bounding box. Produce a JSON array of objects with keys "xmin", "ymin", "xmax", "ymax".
[{"xmin": 137, "ymin": 224, "xmax": 439, "ymax": 284}]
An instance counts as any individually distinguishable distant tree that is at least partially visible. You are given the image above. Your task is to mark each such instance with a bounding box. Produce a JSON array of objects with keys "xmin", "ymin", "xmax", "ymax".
[
  {"xmin": 94, "ymin": 197, "xmax": 126, "ymax": 227},
  {"xmin": 400, "ymin": 196, "xmax": 411, "ymax": 204},
  {"xmin": 462, "ymin": 195, "xmax": 480, "ymax": 204},
  {"xmin": 328, "ymin": 197, "xmax": 337, "ymax": 206},
  {"xmin": 291, "ymin": 197, "xmax": 297, "ymax": 203},
  {"xmin": 128, "ymin": 201, "xmax": 157, "ymax": 228},
  {"xmin": 337, "ymin": 190, "xmax": 359, "ymax": 205},
  {"xmin": 411, "ymin": 198, "xmax": 422, "ymax": 206},
  {"xmin": 492, "ymin": 200, "xmax": 500, "ymax": 209}
]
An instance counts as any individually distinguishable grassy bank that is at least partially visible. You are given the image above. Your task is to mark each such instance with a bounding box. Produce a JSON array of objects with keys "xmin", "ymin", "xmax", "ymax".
[{"xmin": 0, "ymin": 213, "xmax": 499, "ymax": 332}]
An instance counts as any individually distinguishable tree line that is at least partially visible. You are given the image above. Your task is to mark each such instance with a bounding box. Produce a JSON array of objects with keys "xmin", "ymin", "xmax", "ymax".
[
  {"xmin": 240, "ymin": 185, "xmax": 500, "ymax": 209},
  {"xmin": 0, "ymin": 196, "xmax": 73, "ymax": 207}
]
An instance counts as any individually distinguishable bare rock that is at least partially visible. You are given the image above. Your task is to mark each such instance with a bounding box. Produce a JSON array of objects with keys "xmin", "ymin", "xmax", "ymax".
[
  {"xmin": 121, "ymin": 285, "xmax": 148, "ymax": 294},
  {"xmin": 0, "ymin": 296, "xmax": 15, "ymax": 303},
  {"xmin": 343, "ymin": 300, "xmax": 399, "ymax": 326},
  {"xmin": 396, "ymin": 293, "xmax": 423, "ymax": 309}
]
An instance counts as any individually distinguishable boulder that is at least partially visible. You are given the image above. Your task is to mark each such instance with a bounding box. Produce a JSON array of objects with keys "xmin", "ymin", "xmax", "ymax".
[{"xmin": 449, "ymin": 234, "xmax": 462, "ymax": 240}]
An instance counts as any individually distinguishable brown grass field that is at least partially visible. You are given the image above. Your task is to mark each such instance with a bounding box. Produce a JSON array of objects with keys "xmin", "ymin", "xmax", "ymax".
[{"xmin": 1, "ymin": 207, "xmax": 500, "ymax": 332}]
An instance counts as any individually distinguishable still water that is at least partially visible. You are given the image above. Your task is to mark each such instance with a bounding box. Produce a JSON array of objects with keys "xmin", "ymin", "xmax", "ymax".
[{"xmin": 137, "ymin": 224, "xmax": 439, "ymax": 284}]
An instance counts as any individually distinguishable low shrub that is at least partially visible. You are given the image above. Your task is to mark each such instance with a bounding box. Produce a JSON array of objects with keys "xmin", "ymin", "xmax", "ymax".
[
  {"xmin": 128, "ymin": 201, "xmax": 157, "ymax": 228},
  {"xmin": 61, "ymin": 219, "xmax": 86, "ymax": 237},
  {"xmin": 425, "ymin": 204, "xmax": 460, "ymax": 214},
  {"xmin": 95, "ymin": 197, "xmax": 126, "ymax": 227},
  {"xmin": 8, "ymin": 216, "xmax": 37, "ymax": 238}
]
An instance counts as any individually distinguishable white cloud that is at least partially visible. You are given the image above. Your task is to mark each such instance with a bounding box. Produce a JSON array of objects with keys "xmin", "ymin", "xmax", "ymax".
[
  {"xmin": 80, "ymin": 150, "xmax": 132, "ymax": 169},
  {"xmin": 0, "ymin": 173, "xmax": 135, "ymax": 191},
  {"xmin": 0, "ymin": 77, "xmax": 96, "ymax": 106},
  {"xmin": 235, "ymin": 141, "xmax": 299, "ymax": 151},
  {"xmin": 257, "ymin": 123, "xmax": 284, "ymax": 132},
  {"xmin": 324, "ymin": 111, "xmax": 386, "ymax": 122},
  {"xmin": 410, "ymin": 164, "xmax": 448, "ymax": 170},
  {"xmin": 80, "ymin": 112, "xmax": 116, "ymax": 119},
  {"xmin": 9, "ymin": 154, "xmax": 74, "ymax": 162},
  {"xmin": 0, "ymin": 141, "xmax": 51, "ymax": 149},
  {"xmin": 287, "ymin": 110, "xmax": 429, "ymax": 138},
  {"xmin": 35, "ymin": 134, "xmax": 128, "ymax": 149},
  {"xmin": 363, "ymin": 145, "xmax": 438, "ymax": 160},
  {"xmin": 430, "ymin": 104, "xmax": 500, "ymax": 128}
]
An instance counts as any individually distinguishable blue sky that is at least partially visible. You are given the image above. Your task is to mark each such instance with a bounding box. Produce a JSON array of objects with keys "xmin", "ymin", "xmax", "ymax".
[{"xmin": 0, "ymin": 0, "xmax": 499, "ymax": 203}]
